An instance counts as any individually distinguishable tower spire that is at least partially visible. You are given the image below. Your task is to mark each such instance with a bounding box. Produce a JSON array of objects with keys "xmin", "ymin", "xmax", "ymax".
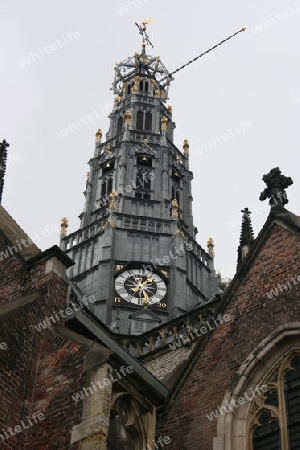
[{"xmin": 237, "ymin": 208, "xmax": 255, "ymax": 270}]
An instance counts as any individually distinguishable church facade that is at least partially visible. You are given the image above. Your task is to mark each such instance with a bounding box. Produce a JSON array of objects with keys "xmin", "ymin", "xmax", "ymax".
[{"xmin": 0, "ymin": 25, "xmax": 300, "ymax": 450}]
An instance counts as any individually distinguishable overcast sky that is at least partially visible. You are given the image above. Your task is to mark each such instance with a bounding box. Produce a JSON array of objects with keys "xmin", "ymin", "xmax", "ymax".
[{"xmin": 1, "ymin": 0, "xmax": 299, "ymax": 278}]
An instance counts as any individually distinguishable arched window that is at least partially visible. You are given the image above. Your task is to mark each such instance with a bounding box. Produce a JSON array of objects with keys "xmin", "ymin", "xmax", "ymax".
[
  {"xmin": 136, "ymin": 111, "xmax": 152, "ymax": 132},
  {"xmin": 137, "ymin": 155, "xmax": 152, "ymax": 167},
  {"xmin": 127, "ymin": 84, "xmax": 132, "ymax": 95},
  {"xmin": 100, "ymin": 176, "xmax": 113, "ymax": 206},
  {"xmin": 136, "ymin": 169, "xmax": 151, "ymax": 190},
  {"xmin": 251, "ymin": 354, "xmax": 300, "ymax": 450},
  {"xmin": 107, "ymin": 395, "xmax": 149, "ymax": 450},
  {"xmin": 135, "ymin": 168, "xmax": 152, "ymax": 200},
  {"xmin": 285, "ymin": 356, "xmax": 300, "ymax": 447},
  {"xmin": 136, "ymin": 111, "xmax": 144, "ymax": 130},
  {"xmin": 145, "ymin": 112, "xmax": 152, "ymax": 131},
  {"xmin": 252, "ymin": 412, "xmax": 280, "ymax": 450},
  {"xmin": 102, "ymin": 158, "xmax": 115, "ymax": 175},
  {"xmin": 172, "ymin": 185, "xmax": 180, "ymax": 207},
  {"xmin": 107, "ymin": 408, "xmax": 136, "ymax": 450},
  {"xmin": 117, "ymin": 116, "xmax": 123, "ymax": 133}
]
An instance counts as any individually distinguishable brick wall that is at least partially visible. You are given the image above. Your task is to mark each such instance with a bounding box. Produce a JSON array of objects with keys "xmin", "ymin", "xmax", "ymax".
[
  {"xmin": 0, "ymin": 234, "xmax": 87, "ymax": 449},
  {"xmin": 155, "ymin": 223, "xmax": 300, "ymax": 449}
]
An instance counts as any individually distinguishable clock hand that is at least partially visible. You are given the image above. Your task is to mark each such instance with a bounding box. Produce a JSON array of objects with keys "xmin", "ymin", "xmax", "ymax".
[{"xmin": 130, "ymin": 278, "xmax": 154, "ymax": 294}]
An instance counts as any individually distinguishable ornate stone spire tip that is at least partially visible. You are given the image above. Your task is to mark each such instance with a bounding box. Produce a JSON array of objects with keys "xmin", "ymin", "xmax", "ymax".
[
  {"xmin": 60, "ymin": 217, "xmax": 69, "ymax": 237},
  {"xmin": 259, "ymin": 167, "xmax": 293, "ymax": 207},
  {"xmin": 207, "ymin": 237, "xmax": 215, "ymax": 258}
]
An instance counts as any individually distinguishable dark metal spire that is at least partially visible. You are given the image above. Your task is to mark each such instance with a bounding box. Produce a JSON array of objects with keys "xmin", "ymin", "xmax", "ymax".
[
  {"xmin": 0, "ymin": 139, "xmax": 10, "ymax": 204},
  {"xmin": 135, "ymin": 19, "xmax": 154, "ymax": 51},
  {"xmin": 259, "ymin": 167, "xmax": 293, "ymax": 208},
  {"xmin": 237, "ymin": 208, "xmax": 255, "ymax": 270}
]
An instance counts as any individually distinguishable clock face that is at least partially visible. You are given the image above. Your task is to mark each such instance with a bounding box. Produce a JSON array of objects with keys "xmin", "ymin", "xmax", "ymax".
[{"xmin": 115, "ymin": 269, "xmax": 167, "ymax": 306}]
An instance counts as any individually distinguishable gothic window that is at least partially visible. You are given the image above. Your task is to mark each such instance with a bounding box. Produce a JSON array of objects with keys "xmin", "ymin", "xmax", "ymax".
[
  {"xmin": 101, "ymin": 176, "xmax": 113, "ymax": 202},
  {"xmin": 285, "ymin": 356, "xmax": 300, "ymax": 447},
  {"xmin": 137, "ymin": 155, "xmax": 152, "ymax": 167},
  {"xmin": 102, "ymin": 158, "xmax": 115, "ymax": 174},
  {"xmin": 136, "ymin": 110, "xmax": 152, "ymax": 131},
  {"xmin": 107, "ymin": 395, "xmax": 147, "ymax": 450},
  {"xmin": 145, "ymin": 112, "xmax": 152, "ymax": 131},
  {"xmin": 136, "ymin": 169, "xmax": 151, "ymax": 190},
  {"xmin": 139, "ymin": 80, "xmax": 149, "ymax": 92},
  {"xmin": 252, "ymin": 412, "xmax": 280, "ymax": 450},
  {"xmin": 172, "ymin": 185, "xmax": 180, "ymax": 206},
  {"xmin": 172, "ymin": 168, "xmax": 181, "ymax": 184},
  {"xmin": 107, "ymin": 409, "xmax": 136, "ymax": 450},
  {"xmin": 127, "ymin": 83, "xmax": 133, "ymax": 95},
  {"xmin": 117, "ymin": 116, "xmax": 123, "ymax": 133},
  {"xmin": 251, "ymin": 355, "xmax": 300, "ymax": 450},
  {"xmin": 135, "ymin": 168, "xmax": 152, "ymax": 200},
  {"xmin": 136, "ymin": 111, "xmax": 144, "ymax": 130}
]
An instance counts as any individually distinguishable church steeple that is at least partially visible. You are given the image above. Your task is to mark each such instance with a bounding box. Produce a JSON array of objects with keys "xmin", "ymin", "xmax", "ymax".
[
  {"xmin": 60, "ymin": 24, "xmax": 220, "ymax": 334},
  {"xmin": 237, "ymin": 207, "xmax": 255, "ymax": 270}
]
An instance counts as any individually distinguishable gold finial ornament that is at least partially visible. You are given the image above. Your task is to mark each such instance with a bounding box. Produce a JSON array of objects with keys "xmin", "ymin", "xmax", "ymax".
[
  {"xmin": 141, "ymin": 18, "xmax": 154, "ymax": 25},
  {"xmin": 95, "ymin": 129, "xmax": 102, "ymax": 144},
  {"xmin": 171, "ymin": 199, "xmax": 179, "ymax": 218},
  {"xmin": 183, "ymin": 139, "xmax": 190, "ymax": 156},
  {"xmin": 109, "ymin": 191, "xmax": 118, "ymax": 211},
  {"xmin": 60, "ymin": 217, "xmax": 68, "ymax": 237},
  {"xmin": 167, "ymin": 105, "xmax": 172, "ymax": 112},
  {"xmin": 161, "ymin": 116, "xmax": 168, "ymax": 131},
  {"xmin": 124, "ymin": 110, "xmax": 132, "ymax": 126},
  {"xmin": 207, "ymin": 237, "xmax": 215, "ymax": 258}
]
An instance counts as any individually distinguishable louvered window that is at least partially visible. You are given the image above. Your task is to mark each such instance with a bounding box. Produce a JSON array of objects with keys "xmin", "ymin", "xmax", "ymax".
[{"xmin": 252, "ymin": 355, "xmax": 300, "ymax": 450}]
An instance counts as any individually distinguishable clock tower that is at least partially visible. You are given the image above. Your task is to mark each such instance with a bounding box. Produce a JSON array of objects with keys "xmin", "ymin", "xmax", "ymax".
[{"xmin": 60, "ymin": 23, "xmax": 220, "ymax": 334}]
